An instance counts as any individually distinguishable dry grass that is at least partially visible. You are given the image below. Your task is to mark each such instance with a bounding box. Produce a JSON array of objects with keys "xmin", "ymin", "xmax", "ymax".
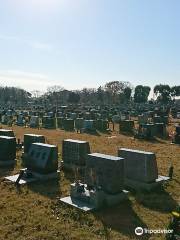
[{"xmin": 0, "ymin": 123, "xmax": 179, "ymax": 240}]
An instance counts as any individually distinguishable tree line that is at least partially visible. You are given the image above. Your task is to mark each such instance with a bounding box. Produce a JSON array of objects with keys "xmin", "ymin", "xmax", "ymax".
[
  {"xmin": 0, "ymin": 82, "xmax": 180, "ymax": 108},
  {"xmin": 37, "ymin": 82, "xmax": 180, "ymax": 107},
  {"xmin": 0, "ymin": 86, "xmax": 31, "ymax": 107}
]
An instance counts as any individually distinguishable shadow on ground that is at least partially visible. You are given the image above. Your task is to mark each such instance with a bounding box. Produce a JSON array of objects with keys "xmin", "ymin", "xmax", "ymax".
[
  {"xmin": 0, "ymin": 165, "xmax": 15, "ymax": 178},
  {"xmin": 135, "ymin": 187, "xmax": 178, "ymax": 213},
  {"xmin": 94, "ymin": 199, "xmax": 150, "ymax": 240},
  {"xmin": 28, "ymin": 177, "xmax": 61, "ymax": 199}
]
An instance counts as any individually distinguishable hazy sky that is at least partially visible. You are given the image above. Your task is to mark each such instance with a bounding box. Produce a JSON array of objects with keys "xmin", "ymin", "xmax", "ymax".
[{"xmin": 0, "ymin": 0, "xmax": 179, "ymax": 92}]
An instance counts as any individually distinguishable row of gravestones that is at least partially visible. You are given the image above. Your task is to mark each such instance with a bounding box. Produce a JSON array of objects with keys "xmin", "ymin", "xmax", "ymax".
[
  {"xmin": 0, "ymin": 103, "xmax": 178, "ymax": 125},
  {"xmin": 0, "ymin": 108, "xmax": 179, "ymax": 144},
  {"xmin": 0, "ymin": 104, "xmax": 171, "ymax": 121},
  {"xmin": 0, "ymin": 114, "xmax": 110, "ymax": 132},
  {"xmin": 0, "ymin": 130, "xmax": 162, "ymax": 184},
  {"xmin": 0, "ymin": 107, "xmax": 179, "ymax": 141},
  {"xmin": 0, "ymin": 110, "xmax": 170, "ymax": 128},
  {"xmin": 1, "ymin": 101, "xmax": 176, "ymax": 115},
  {"xmin": 0, "ymin": 102, "xmax": 175, "ymax": 121},
  {"xmin": 0, "ymin": 129, "xmax": 170, "ymax": 211},
  {"xmin": 0, "ymin": 115, "xmax": 179, "ymax": 143},
  {"xmin": 119, "ymin": 120, "xmax": 169, "ymax": 140}
]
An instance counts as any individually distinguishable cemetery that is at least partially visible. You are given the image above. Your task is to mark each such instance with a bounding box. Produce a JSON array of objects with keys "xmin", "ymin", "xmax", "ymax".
[
  {"xmin": 0, "ymin": 108, "xmax": 179, "ymax": 239},
  {"xmin": 0, "ymin": 80, "xmax": 179, "ymax": 240},
  {"xmin": 1, "ymin": 0, "xmax": 180, "ymax": 237}
]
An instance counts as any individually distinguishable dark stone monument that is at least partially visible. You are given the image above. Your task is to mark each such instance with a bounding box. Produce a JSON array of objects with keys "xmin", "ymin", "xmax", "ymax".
[
  {"xmin": 0, "ymin": 136, "xmax": 16, "ymax": 167},
  {"xmin": 62, "ymin": 139, "xmax": 90, "ymax": 170},
  {"xmin": 0, "ymin": 129, "xmax": 15, "ymax": 137},
  {"xmin": 26, "ymin": 143, "xmax": 58, "ymax": 175},
  {"xmin": 24, "ymin": 134, "xmax": 45, "ymax": 154}
]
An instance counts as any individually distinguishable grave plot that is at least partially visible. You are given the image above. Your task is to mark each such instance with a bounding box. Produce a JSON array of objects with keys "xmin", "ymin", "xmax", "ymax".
[
  {"xmin": 5, "ymin": 143, "xmax": 59, "ymax": 184},
  {"xmin": 62, "ymin": 139, "xmax": 90, "ymax": 174},
  {"xmin": 172, "ymin": 125, "xmax": 180, "ymax": 144},
  {"xmin": 83, "ymin": 120, "xmax": 96, "ymax": 132},
  {"xmin": 0, "ymin": 136, "xmax": 16, "ymax": 167},
  {"xmin": 0, "ymin": 129, "xmax": 15, "ymax": 137},
  {"xmin": 29, "ymin": 116, "xmax": 40, "ymax": 128},
  {"xmin": 119, "ymin": 120, "xmax": 134, "ymax": 134},
  {"xmin": 95, "ymin": 119, "xmax": 109, "ymax": 132},
  {"xmin": 134, "ymin": 123, "xmax": 156, "ymax": 140},
  {"xmin": 42, "ymin": 116, "xmax": 56, "ymax": 129},
  {"xmin": 75, "ymin": 118, "xmax": 84, "ymax": 133},
  {"xmin": 154, "ymin": 123, "xmax": 167, "ymax": 138},
  {"xmin": 1, "ymin": 114, "xmax": 8, "ymax": 125},
  {"xmin": 16, "ymin": 114, "xmax": 25, "ymax": 126},
  {"xmin": 63, "ymin": 119, "xmax": 74, "ymax": 131},
  {"xmin": 57, "ymin": 117, "xmax": 65, "ymax": 129},
  {"xmin": 118, "ymin": 148, "xmax": 169, "ymax": 191},
  {"xmin": 138, "ymin": 114, "xmax": 149, "ymax": 125},
  {"xmin": 70, "ymin": 112, "xmax": 77, "ymax": 120},
  {"xmin": 22, "ymin": 134, "xmax": 45, "ymax": 165},
  {"xmin": 23, "ymin": 134, "xmax": 45, "ymax": 154},
  {"xmin": 60, "ymin": 153, "xmax": 128, "ymax": 211},
  {"xmin": 153, "ymin": 115, "xmax": 162, "ymax": 124}
]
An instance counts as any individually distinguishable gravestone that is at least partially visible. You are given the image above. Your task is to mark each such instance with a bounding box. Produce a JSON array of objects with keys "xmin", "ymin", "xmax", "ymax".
[
  {"xmin": 161, "ymin": 116, "xmax": 169, "ymax": 125},
  {"xmin": 70, "ymin": 113, "xmax": 77, "ymax": 120},
  {"xmin": 63, "ymin": 119, "xmax": 74, "ymax": 131},
  {"xmin": 83, "ymin": 120, "xmax": 96, "ymax": 131},
  {"xmin": 95, "ymin": 119, "xmax": 108, "ymax": 132},
  {"xmin": 118, "ymin": 148, "xmax": 158, "ymax": 183},
  {"xmin": 153, "ymin": 116, "xmax": 162, "ymax": 123},
  {"xmin": 60, "ymin": 152, "xmax": 127, "ymax": 211},
  {"xmin": 57, "ymin": 117, "xmax": 64, "ymax": 129},
  {"xmin": 62, "ymin": 139, "xmax": 90, "ymax": 170},
  {"xmin": 138, "ymin": 114, "xmax": 148, "ymax": 124},
  {"xmin": 42, "ymin": 116, "xmax": 56, "ymax": 129},
  {"xmin": 117, "ymin": 148, "xmax": 169, "ymax": 191},
  {"xmin": 136, "ymin": 123, "xmax": 155, "ymax": 140},
  {"xmin": 24, "ymin": 134, "xmax": 45, "ymax": 154},
  {"xmin": 154, "ymin": 123, "xmax": 167, "ymax": 138},
  {"xmin": 26, "ymin": 143, "xmax": 58, "ymax": 174},
  {"xmin": 0, "ymin": 129, "xmax": 15, "ymax": 137},
  {"xmin": 86, "ymin": 153, "xmax": 124, "ymax": 194},
  {"xmin": 119, "ymin": 120, "xmax": 134, "ymax": 133},
  {"xmin": 75, "ymin": 118, "xmax": 84, "ymax": 132},
  {"xmin": 29, "ymin": 116, "xmax": 39, "ymax": 128},
  {"xmin": 1, "ymin": 115, "xmax": 8, "ymax": 125},
  {"xmin": 5, "ymin": 143, "xmax": 59, "ymax": 184},
  {"xmin": 16, "ymin": 115, "xmax": 24, "ymax": 126},
  {"xmin": 0, "ymin": 136, "xmax": 16, "ymax": 166},
  {"xmin": 173, "ymin": 125, "xmax": 180, "ymax": 144}
]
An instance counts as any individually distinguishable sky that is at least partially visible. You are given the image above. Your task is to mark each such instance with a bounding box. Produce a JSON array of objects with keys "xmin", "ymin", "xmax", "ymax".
[{"xmin": 0, "ymin": 0, "xmax": 179, "ymax": 93}]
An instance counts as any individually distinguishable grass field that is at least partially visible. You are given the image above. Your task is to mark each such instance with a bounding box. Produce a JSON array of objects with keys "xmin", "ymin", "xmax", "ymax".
[{"xmin": 0, "ymin": 123, "xmax": 179, "ymax": 240}]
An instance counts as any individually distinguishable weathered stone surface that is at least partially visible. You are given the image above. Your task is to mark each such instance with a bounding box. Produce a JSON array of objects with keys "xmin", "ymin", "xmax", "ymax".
[
  {"xmin": 86, "ymin": 153, "xmax": 124, "ymax": 194},
  {"xmin": 62, "ymin": 139, "xmax": 90, "ymax": 166},
  {"xmin": 118, "ymin": 148, "xmax": 158, "ymax": 183},
  {"xmin": 24, "ymin": 134, "xmax": 45, "ymax": 154},
  {"xmin": 26, "ymin": 143, "xmax": 58, "ymax": 174},
  {"xmin": 0, "ymin": 136, "xmax": 16, "ymax": 161}
]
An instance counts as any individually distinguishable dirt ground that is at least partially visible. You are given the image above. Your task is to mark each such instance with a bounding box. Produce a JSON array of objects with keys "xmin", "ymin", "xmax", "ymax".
[{"xmin": 0, "ymin": 122, "xmax": 179, "ymax": 240}]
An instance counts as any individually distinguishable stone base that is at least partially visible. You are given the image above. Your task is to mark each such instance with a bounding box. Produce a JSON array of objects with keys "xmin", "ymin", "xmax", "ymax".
[
  {"xmin": 124, "ymin": 175, "xmax": 170, "ymax": 192},
  {"xmin": 5, "ymin": 169, "xmax": 60, "ymax": 185},
  {"xmin": 60, "ymin": 196, "xmax": 95, "ymax": 212},
  {"xmin": 0, "ymin": 160, "xmax": 16, "ymax": 167},
  {"xmin": 60, "ymin": 182, "xmax": 128, "ymax": 211}
]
